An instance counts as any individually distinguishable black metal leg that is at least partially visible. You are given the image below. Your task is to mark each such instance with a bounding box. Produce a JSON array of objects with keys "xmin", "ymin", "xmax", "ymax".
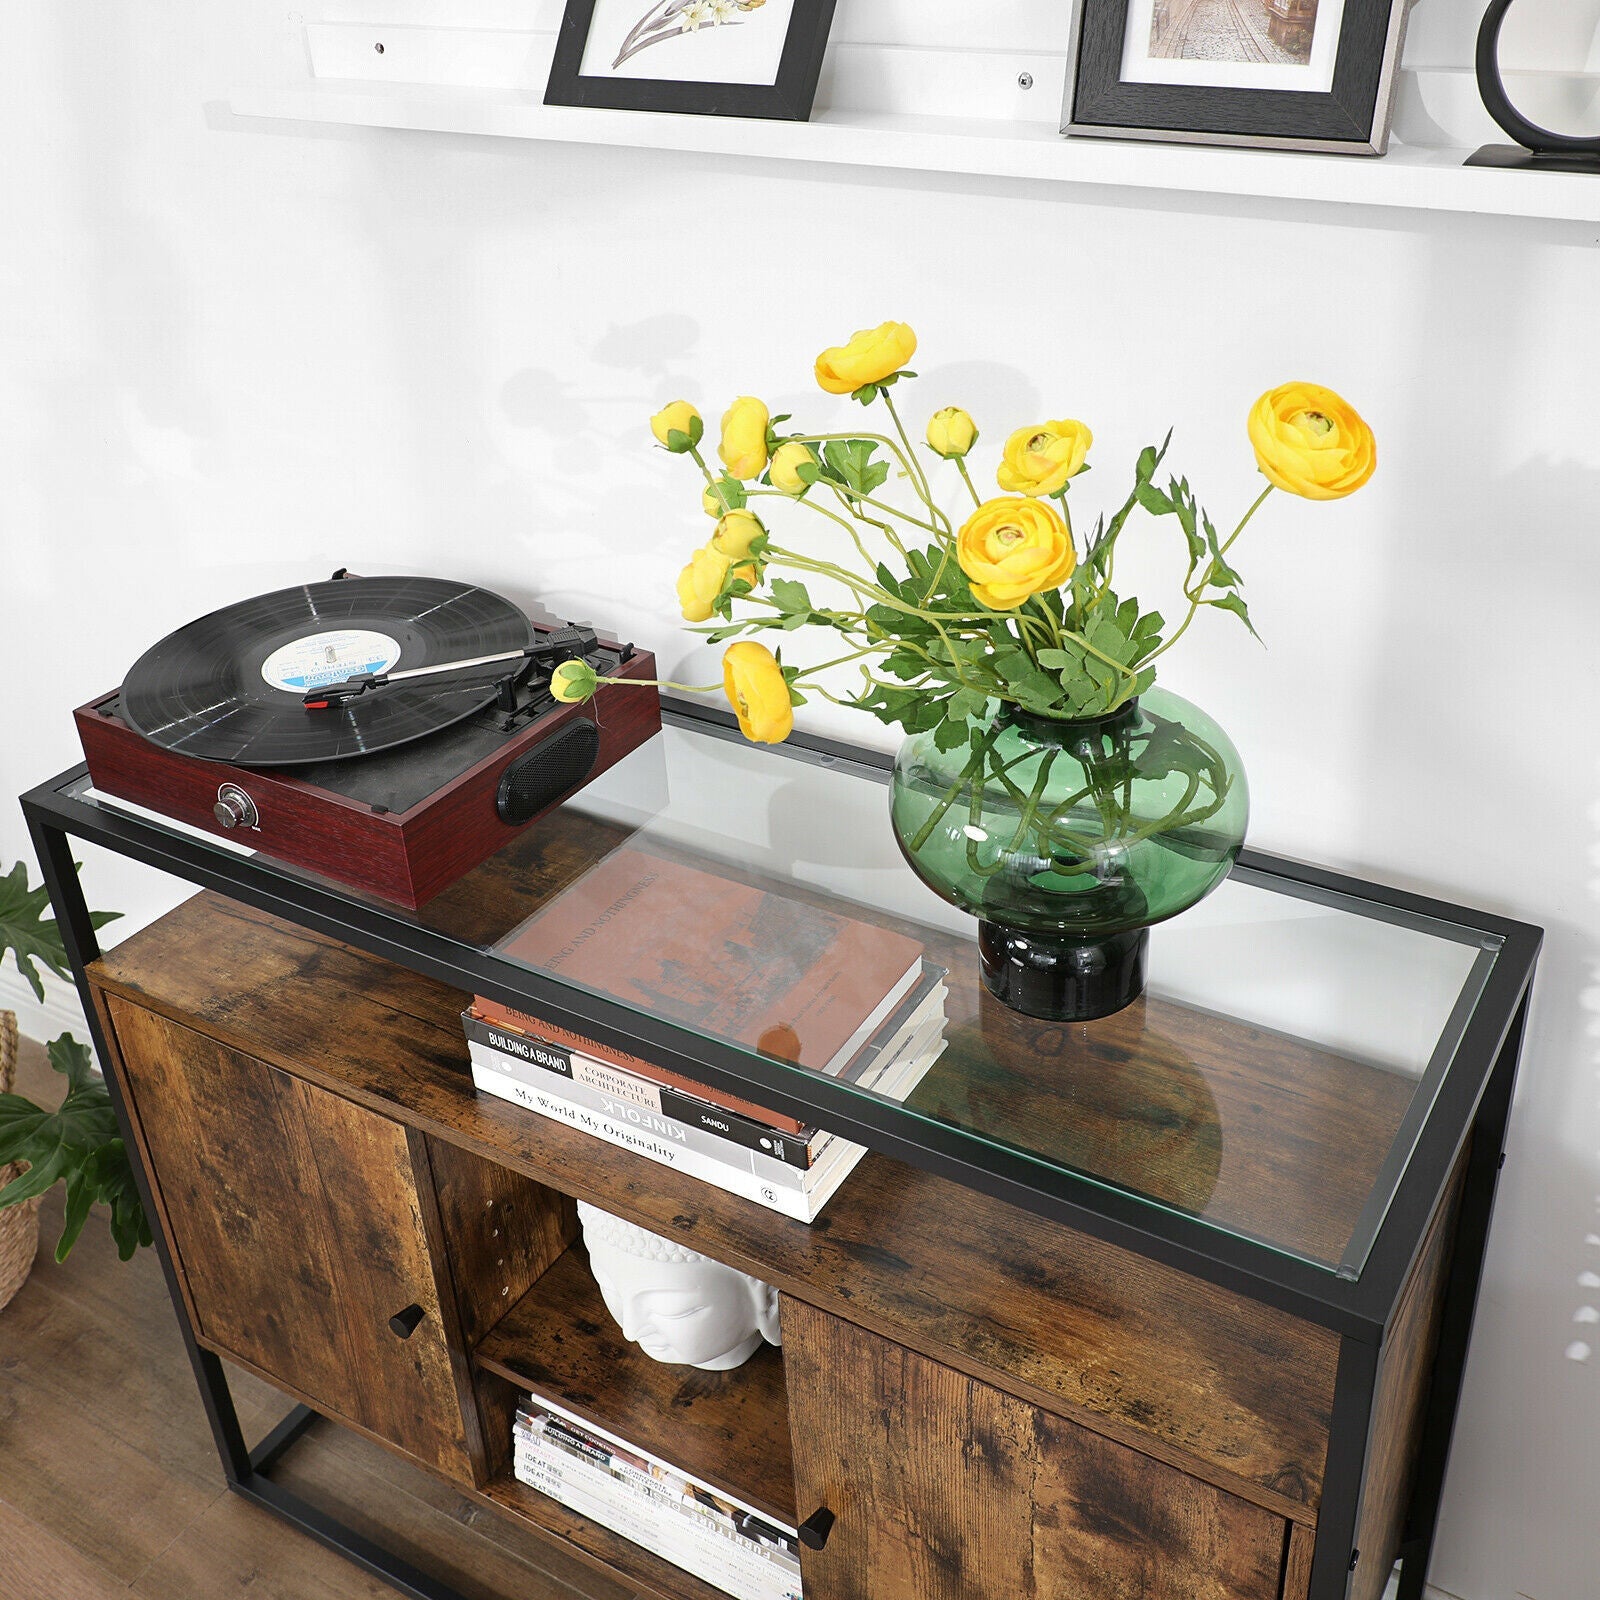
[
  {"xmin": 1394, "ymin": 997, "xmax": 1529, "ymax": 1600},
  {"xmin": 27, "ymin": 816, "xmax": 478, "ymax": 1600},
  {"xmin": 27, "ymin": 814, "xmax": 255, "ymax": 1485},
  {"xmin": 1308, "ymin": 1334, "xmax": 1383, "ymax": 1600}
]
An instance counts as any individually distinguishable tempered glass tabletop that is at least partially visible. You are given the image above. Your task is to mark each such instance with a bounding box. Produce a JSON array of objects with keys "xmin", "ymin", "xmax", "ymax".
[{"xmin": 57, "ymin": 707, "xmax": 1506, "ymax": 1283}]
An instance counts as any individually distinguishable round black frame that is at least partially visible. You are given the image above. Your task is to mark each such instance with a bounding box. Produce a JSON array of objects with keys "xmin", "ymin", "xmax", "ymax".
[{"xmin": 1476, "ymin": 0, "xmax": 1600, "ymax": 157}]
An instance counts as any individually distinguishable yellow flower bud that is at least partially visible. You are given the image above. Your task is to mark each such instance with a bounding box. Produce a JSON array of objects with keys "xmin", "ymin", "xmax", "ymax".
[
  {"xmin": 650, "ymin": 400, "xmax": 703, "ymax": 452},
  {"xmin": 1247, "ymin": 383, "xmax": 1376, "ymax": 500},
  {"xmin": 769, "ymin": 441, "xmax": 817, "ymax": 496},
  {"xmin": 550, "ymin": 659, "xmax": 599, "ymax": 704},
  {"xmin": 957, "ymin": 496, "xmax": 1076, "ymax": 610},
  {"xmin": 719, "ymin": 396, "xmax": 770, "ymax": 481},
  {"xmin": 996, "ymin": 420, "xmax": 1092, "ymax": 497},
  {"xmin": 702, "ymin": 485, "xmax": 729, "ymax": 517},
  {"xmin": 712, "ymin": 508, "xmax": 764, "ymax": 559},
  {"xmin": 722, "ymin": 642, "xmax": 793, "ymax": 744},
  {"xmin": 926, "ymin": 407, "xmax": 978, "ymax": 460},
  {"xmin": 676, "ymin": 545, "xmax": 732, "ymax": 623}
]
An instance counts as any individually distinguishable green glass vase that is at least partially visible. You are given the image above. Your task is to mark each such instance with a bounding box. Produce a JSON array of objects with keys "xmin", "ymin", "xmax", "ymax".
[{"xmin": 889, "ymin": 688, "xmax": 1248, "ymax": 1021}]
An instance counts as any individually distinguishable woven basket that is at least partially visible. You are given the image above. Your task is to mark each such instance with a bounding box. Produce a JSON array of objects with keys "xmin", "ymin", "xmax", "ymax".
[{"xmin": 0, "ymin": 1010, "xmax": 42, "ymax": 1311}]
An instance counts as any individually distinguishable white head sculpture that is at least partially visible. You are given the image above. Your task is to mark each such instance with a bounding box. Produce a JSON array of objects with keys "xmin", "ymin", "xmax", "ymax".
[{"xmin": 576, "ymin": 1201, "xmax": 782, "ymax": 1371}]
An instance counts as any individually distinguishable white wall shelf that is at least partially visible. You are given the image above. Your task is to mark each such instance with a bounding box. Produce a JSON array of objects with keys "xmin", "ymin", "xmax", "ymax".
[{"xmin": 226, "ymin": 80, "xmax": 1600, "ymax": 227}]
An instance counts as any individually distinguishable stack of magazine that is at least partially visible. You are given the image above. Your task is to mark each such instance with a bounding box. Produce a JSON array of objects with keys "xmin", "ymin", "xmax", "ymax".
[
  {"xmin": 514, "ymin": 1395, "xmax": 803, "ymax": 1600},
  {"xmin": 466, "ymin": 845, "xmax": 947, "ymax": 1223}
]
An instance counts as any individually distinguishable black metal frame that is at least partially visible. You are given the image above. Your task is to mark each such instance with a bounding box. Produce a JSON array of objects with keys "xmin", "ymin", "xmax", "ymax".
[
  {"xmin": 19, "ymin": 705, "xmax": 1540, "ymax": 1600},
  {"xmin": 544, "ymin": 0, "xmax": 839, "ymax": 121},
  {"xmin": 1062, "ymin": 0, "xmax": 1413, "ymax": 154}
]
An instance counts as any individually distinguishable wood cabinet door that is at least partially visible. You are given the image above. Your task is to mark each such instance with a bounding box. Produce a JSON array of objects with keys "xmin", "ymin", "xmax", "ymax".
[
  {"xmin": 103, "ymin": 997, "xmax": 475, "ymax": 1483},
  {"xmin": 783, "ymin": 1298, "xmax": 1289, "ymax": 1600}
]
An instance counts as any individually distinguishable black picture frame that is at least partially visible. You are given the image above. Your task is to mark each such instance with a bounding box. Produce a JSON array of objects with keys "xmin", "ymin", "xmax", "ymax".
[
  {"xmin": 1063, "ymin": 0, "xmax": 1416, "ymax": 154},
  {"xmin": 546, "ymin": 0, "xmax": 839, "ymax": 121}
]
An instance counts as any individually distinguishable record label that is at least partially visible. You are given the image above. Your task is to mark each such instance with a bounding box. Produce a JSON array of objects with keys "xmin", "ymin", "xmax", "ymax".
[{"xmin": 260, "ymin": 629, "xmax": 402, "ymax": 694}]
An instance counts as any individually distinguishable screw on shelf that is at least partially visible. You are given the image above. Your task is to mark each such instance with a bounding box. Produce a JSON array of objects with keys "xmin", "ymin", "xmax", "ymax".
[
  {"xmin": 374, "ymin": 41, "xmax": 385, "ymax": 54},
  {"xmin": 1017, "ymin": 72, "xmax": 1034, "ymax": 90}
]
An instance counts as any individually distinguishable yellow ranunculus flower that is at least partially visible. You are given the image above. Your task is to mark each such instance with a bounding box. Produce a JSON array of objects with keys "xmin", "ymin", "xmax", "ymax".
[
  {"xmin": 676, "ymin": 544, "xmax": 757, "ymax": 622},
  {"xmin": 550, "ymin": 659, "xmax": 598, "ymax": 704},
  {"xmin": 712, "ymin": 508, "xmax": 765, "ymax": 559},
  {"xmin": 676, "ymin": 545, "xmax": 731, "ymax": 622},
  {"xmin": 996, "ymin": 420, "xmax": 1093, "ymax": 497},
  {"xmin": 719, "ymin": 396, "xmax": 770, "ymax": 481},
  {"xmin": 769, "ymin": 440, "xmax": 816, "ymax": 496},
  {"xmin": 722, "ymin": 642, "xmax": 793, "ymax": 744},
  {"xmin": 650, "ymin": 400, "xmax": 702, "ymax": 452},
  {"xmin": 1248, "ymin": 383, "xmax": 1376, "ymax": 501},
  {"xmin": 814, "ymin": 321, "xmax": 917, "ymax": 395},
  {"xmin": 926, "ymin": 407, "xmax": 977, "ymax": 460},
  {"xmin": 957, "ymin": 497, "xmax": 1076, "ymax": 610}
]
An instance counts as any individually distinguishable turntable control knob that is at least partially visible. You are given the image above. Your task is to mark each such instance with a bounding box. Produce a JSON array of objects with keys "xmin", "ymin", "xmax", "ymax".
[{"xmin": 213, "ymin": 783, "xmax": 259, "ymax": 830}]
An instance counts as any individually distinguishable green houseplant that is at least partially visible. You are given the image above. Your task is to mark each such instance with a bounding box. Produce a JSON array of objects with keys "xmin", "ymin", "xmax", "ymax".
[{"xmin": 0, "ymin": 860, "xmax": 151, "ymax": 1273}]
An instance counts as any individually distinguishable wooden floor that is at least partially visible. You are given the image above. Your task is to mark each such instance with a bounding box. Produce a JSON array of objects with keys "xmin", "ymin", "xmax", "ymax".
[{"xmin": 0, "ymin": 1036, "xmax": 643, "ymax": 1600}]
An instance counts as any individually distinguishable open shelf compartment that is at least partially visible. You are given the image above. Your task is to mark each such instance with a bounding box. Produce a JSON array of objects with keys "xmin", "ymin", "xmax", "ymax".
[{"xmin": 473, "ymin": 1239, "xmax": 796, "ymax": 1528}]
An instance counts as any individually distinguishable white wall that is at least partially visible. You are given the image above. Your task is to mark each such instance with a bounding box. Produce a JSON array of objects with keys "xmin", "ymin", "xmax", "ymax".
[{"xmin": 3, "ymin": 3, "xmax": 1598, "ymax": 1597}]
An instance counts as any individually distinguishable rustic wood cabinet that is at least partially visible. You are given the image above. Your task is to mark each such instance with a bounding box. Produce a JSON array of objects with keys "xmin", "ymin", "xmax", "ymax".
[{"xmin": 23, "ymin": 707, "xmax": 1540, "ymax": 1600}]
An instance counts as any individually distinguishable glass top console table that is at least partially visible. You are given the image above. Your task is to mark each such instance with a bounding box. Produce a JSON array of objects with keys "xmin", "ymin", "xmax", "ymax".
[{"xmin": 21, "ymin": 697, "xmax": 1541, "ymax": 1600}]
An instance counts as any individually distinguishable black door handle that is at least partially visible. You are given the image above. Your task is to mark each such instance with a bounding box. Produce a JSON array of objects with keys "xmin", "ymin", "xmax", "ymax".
[
  {"xmin": 388, "ymin": 1303, "xmax": 425, "ymax": 1339},
  {"xmin": 798, "ymin": 1507, "xmax": 835, "ymax": 1551}
]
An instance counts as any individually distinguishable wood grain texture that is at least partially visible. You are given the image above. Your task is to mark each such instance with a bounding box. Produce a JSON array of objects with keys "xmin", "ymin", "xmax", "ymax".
[
  {"xmin": 0, "ymin": 1042, "xmax": 639, "ymax": 1600},
  {"xmin": 102, "ymin": 998, "xmax": 474, "ymax": 1483},
  {"xmin": 89, "ymin": 893, "xmax": 1341, "ymax": 1518},
  {"xmin": 0, "ymin": 1355, "xmax": 217, "ymax": 1582},
  {"xmin": 1281, "ymin": 1522, "xmax": 1317, "ymax": 1600},
  {"xmin": 424, "ymin": 1133, "xmax": 577, "ymax": 1348},
  {"xmin": 475, "ymin": 1242, "xmax": 796, "ymax": 1524},
  {"xmin": 1347, "ymin": 1153, "xmax": 1468, "ymax": 1600},
  {"xmin": 0, "ymin": 1501, "xmax": 129, "ymax": 1600},
  {"xmin": 782, "ymin": 1298, "xmax": 1288, "ymax": 1600}
]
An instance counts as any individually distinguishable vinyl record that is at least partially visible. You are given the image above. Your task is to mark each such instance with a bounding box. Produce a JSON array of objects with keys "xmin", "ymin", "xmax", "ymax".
[{"xmin": 120, "ymin": 576, "xmax": 536, "ymax": 765}]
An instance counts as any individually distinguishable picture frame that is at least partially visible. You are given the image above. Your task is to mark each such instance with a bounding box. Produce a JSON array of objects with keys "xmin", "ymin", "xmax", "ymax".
[
  {"xmin": 1062, "ymin": 0, "xmax": 1417, "ymax": 155},
  {"xmin": 545, "ymin": 0, "xmax": 839, "ymax": 121}
]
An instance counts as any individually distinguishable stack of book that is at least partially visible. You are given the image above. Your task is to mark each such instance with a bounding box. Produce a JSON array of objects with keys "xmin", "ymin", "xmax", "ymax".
[
  {"xmin": 466, "ymin": 846, "xmax": 946, "ymax": 1223},
  {"xmin": 513, "ymin": 1395, "xmax": 803, "ymax": 1600}
]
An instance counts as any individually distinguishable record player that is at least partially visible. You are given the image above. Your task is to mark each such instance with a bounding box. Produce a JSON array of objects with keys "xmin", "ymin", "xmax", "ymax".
[{"xmin": 75, "ymin": 573, "xmax": 661, "ymax": 909}]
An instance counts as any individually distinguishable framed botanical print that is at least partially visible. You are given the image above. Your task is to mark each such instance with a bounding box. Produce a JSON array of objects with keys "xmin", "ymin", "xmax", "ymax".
[
  {"xmin": 1062, "ymin": 0, "xmax": 1416, "ymax": 154},
  {"xmin": 546, "ymin": 0, "xmax": 839, "ymax": 121}
]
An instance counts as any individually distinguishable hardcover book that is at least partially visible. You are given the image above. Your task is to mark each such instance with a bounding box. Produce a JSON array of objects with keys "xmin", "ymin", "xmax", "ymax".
[{"xmin": 488, "ymin": 846, "xmax": 925, "ymax": 1079}]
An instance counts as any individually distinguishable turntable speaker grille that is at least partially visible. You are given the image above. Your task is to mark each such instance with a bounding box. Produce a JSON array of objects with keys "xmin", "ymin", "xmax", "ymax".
[{"xmin": 496, "ymin": 719, "xmax": 601, "ymax": 825}]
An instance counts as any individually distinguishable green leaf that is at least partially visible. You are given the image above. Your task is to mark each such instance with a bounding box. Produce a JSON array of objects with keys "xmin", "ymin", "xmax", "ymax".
[
  {"xmin": 709, "ymin": 474, "xmax": 747, "ymax": 512},
  {"xmin": 1035, "ymin": 649, "xmax": 1078, "ymax": 673},
  {"xmin": 947, "ymin": 687, "xmax": 988, "ymax": 721},
  {"xmin": 1086, "ymin": 615, "xmax": 1135, "ymax": 665},
  {"xmin": 769, "ymin": 578, "xmax": 812, "ymax": 615},
  {"xmin": 0, "ymin": 1033, "xmax": 148, "ymax": 1262},
  {"xmin": 0, "ymin": 863, "xmax": 119, "ymax": 1004},
  {"xmin": 1206, "ymin": 591, "xmax": 1262, "ymax": 641},
  {"xmin": 823, "ymin": 440, "xmax": 890, "ymax": 498},
  {"xmin": 932, "ymin": 716, "xmax": 969, "ymax": 753},
  {"xmin": 1135, "ymin": 481, "xmax": 1173, "ymax": 516},
  {"xmin": 851, "ymin": 383, "xmax": 881, "ymax": 406}
]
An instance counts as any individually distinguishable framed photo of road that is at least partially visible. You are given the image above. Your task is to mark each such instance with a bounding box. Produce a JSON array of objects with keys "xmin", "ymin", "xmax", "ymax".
[{"xmin": 1062, "ymin": 0, "xmax": 1416, "ymax": 153}]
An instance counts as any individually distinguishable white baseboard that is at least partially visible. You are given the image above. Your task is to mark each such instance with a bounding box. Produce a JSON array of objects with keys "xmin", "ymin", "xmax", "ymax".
[{"xmin": 0, "ymin": 967, "xmax": 91, "ymax": 1051}]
